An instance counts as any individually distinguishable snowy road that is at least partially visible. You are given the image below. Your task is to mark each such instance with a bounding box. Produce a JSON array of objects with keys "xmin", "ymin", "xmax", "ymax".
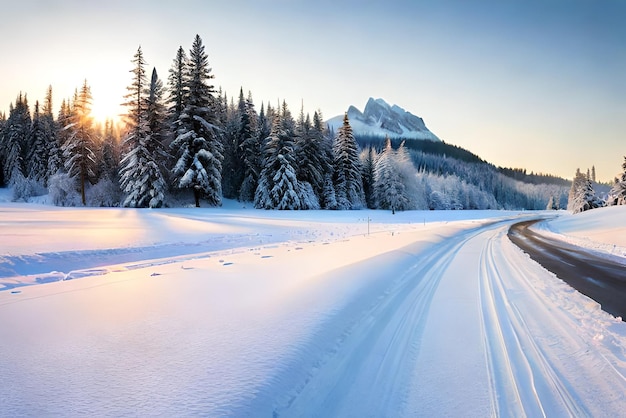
[
  {"xmin": 268, "ymin": 218, "xmax": 626, "ymax": 417},
  {"xmin": 509, "ymin": 219, "xmax": 626, "ymax": 319}
]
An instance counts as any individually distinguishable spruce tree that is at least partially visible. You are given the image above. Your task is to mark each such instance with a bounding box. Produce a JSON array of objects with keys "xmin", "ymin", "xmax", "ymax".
[
  {"xmin": 568, "ymin": 168, "xmax": 603, "ymax": 213},
  {"xmin": 374, "ymin": 137, "xmax": 410, "ymax": 211},
  {"xmin": 333, "ymin": 113, "xmax": 364, "ymax": 209},
  {"xmin": 608, "ymin": 156, "xmax": 626, "ymax": 206},
  {"xmin": 119, "ymin": 59, "xmax": 170, "ymax": 208},
  {"xmin": 167, "ymin": 45, "xmax": 188, "ymax": 144},
  {"xmin": 100, "ymin": 120, "xmax": 120, "ymax": 182},
  {"xmin": 221, "ymin": 88, "xmax": 247, "ymax": 199},
  {"xmin": 26, "ymin": 101, "xmax": 49, "ymax": 184},
  {"xmin": 170, "ymin": 34, "xmax": 224, "ymax": 207},
  {"xmin": 2, "ymin": 94, "xmax": 31, "ymax": 185},
  {"xmin": 239, "ymin": 91, "xmax": 261, "ymax": 202},
  {"xmin": 254, "ymin": 113, "xmax": 301, "ymax": 210},
  {"xmin": 294, "ymin": 110, "xmax": 331, "ymax": 207},
  {"xmin": 42, "ymin": 87, "xmax": 62, "ymax": 181},
  {"xmin": 360, "ymin": 146, "xmax": 377, "ymax": 209},
  {"xmin": 62, "ymin": 81, "xmax": 97, "ymax": 205}
]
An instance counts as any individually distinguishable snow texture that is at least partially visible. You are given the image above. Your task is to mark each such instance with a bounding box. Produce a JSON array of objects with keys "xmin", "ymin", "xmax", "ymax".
[{"xmin": 1, "ymin": 188, "xmax": 626, "ymax": 416}]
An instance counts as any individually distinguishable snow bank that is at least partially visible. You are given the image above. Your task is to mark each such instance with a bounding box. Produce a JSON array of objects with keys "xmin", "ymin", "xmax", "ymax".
[{"xmin": 536, "ymin": 206, "xmax": 626, "ymax": 260}]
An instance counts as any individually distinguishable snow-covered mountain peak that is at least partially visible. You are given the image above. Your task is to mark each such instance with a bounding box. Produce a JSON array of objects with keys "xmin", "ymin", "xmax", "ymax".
[{"xmin": 327, "ymin": 98, "xmax": 440, "ymax": 142}]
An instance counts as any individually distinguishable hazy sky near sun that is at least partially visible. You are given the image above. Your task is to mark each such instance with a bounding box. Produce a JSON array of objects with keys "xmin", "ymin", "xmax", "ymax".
[{"xmin": 2, "ymin": 0, "xmax": 625, "ymax": 182}]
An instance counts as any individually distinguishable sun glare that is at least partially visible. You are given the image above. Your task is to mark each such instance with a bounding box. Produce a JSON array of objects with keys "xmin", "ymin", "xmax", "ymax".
[{"xmin": 90, "ymin": 84, "xmax": 125, "ymax": 126}]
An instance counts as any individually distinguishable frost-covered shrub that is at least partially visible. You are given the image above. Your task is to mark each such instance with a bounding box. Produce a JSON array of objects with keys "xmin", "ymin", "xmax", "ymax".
[
  {"xmin": 48, "ymin": 172, "xmax": 81, "ymax": 206},
  {"xmin": 87, "ymin": 178, "xmax": 121, "ymax": 207},
  {"xmin": 11, "ymin": 173, "xmax": 46, "ymax": 202}
]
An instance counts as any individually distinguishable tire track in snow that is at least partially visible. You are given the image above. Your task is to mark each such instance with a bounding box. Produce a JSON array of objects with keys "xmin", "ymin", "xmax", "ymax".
[
  {"xmin": 478, "ymin": 227, "xmax": 588, "ymax": 417},
  {"xmin": 273, "ymin": 222, "xmax": 503, "ymax": 417}
]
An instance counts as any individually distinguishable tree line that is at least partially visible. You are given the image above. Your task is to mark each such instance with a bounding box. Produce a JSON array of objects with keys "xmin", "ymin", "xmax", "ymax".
[
  {"xmin": 0, "ymin": 34, "xmax": 584, "ymax": 211},
  {"xmin": 567, "ymin": 161, "xmax": 626, "ymax": 213}
]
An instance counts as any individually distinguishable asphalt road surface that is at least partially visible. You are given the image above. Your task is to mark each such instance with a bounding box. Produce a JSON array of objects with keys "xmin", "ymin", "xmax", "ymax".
[{"xmin": 508, "ymin": 220, "xmax": 626, "ymax": 320}]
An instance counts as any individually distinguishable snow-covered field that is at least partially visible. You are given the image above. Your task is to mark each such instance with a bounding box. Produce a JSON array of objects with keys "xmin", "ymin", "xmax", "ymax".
[{"xmin": 2, "ymin": 189, "xmax": 626, "ymax": 416}]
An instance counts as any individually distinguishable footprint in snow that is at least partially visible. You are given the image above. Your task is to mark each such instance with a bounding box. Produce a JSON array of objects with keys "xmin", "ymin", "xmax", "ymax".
[
  {"xmin": 261, "ymin": 255, "xmax": 273, "ymax": 259},
  {"xmin": 222, "ymin": 262, "xmax": 233, "ymax": 266},
  {"xmin": 11, "ymin": 290, "xmax": 21, "ymax": 294}
]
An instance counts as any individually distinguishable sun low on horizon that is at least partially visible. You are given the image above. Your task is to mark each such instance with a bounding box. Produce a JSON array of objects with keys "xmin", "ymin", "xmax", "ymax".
[{"xmin": 88, "ymin": 79, "xmax": 127, "ymax": 126}]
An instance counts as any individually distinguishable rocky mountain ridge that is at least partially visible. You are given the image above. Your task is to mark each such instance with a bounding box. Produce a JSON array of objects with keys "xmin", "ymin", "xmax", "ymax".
[{"xmin": 327, "ymin": 98, "xmax": 440, "ymax": 142}]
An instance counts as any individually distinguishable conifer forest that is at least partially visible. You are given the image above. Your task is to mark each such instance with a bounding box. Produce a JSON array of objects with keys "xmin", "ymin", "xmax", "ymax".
[{"xmin": 1, "ymin": 35, "xmax": 623, "ymax": 212}]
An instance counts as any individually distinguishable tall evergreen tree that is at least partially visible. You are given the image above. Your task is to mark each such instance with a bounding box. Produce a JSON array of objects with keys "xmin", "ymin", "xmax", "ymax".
[
  {"xmin": 374, "ymin": 137, "xmax": 410, "ymax": 211},
  {"xmin": 42, "ymin": 87, "xmax": 62, "ymax": 181},
  {"xmin": 99, "ymin": 119, "xmax": 120, "ymax": 181},
  {"xmin": 170, "ymin": 34, "xmax": 224, "ymax": 207},
  {"xmin": 167, "ymin": 46, "xmax": 188, "ymax": 142},
  {"xmin": 2, "ymin": 94, "xmax": 31, "ymax": 185},
  {"xmin": 568, "ymin": 168, "xmax": 603, "ymax": 213},
  {"xmin": 254, "ymin": 113, "xmax": 301, "ymax": 209},
  {"xmin": 294, "ymin": 110, "xmax": 331, "ymax": 207},
  {"xmin": 26, "ymin": 101, "xmax": 49, "ymax": 184},
  {"xmin": 591, "ymin": 165, "xmax": 597, "ymax": 183},
  {"xmin": 221, "ymin": 88, "xmax": 247, "ymax": 199},
  {"xmin": 608, "ymin": 156, "xmax": 626, "ymax": 206},
  {"xmin": 120, "ymin": 65, "xmax": 169, "ymax": 208},
  {"xmin": 62, "ymin": 80, "xmax": 97, "ymax": 205},
  {"xmin": 238, "ymin": 90, "xmax": 261, "ymax": 202},
  {"xmin": 360, "ymin": 146, "xmax": 377, "ymax": 209},
  {"xmin": 333, "ymin": 113, "xmax": 364, "ymax": 209}
]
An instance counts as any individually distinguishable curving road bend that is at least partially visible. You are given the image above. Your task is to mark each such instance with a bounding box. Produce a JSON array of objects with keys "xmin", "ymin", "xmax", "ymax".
[{"xmin": 508, "ymin": 220, "xmax": 626, "ymax": 320}]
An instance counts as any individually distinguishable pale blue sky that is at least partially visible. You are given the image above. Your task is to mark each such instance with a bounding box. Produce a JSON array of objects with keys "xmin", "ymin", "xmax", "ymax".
[{"xmin": 2, "ymin": 0, "xmax": 625, "ymax": 182}]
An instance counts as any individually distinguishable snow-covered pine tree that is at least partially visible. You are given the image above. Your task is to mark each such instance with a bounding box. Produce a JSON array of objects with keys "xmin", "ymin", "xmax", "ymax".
[
  {"xmin": 333, "ymin": 113, "xmax": 364, "ymax": 209},
  {"xmin": 568, "ymin": 168, "xmax": 603, "ymax": 213},
  {"xmin": 294, "ymin": 110, "xmax": 331, "ymax": 208},
  {"xmin": 221, "ymin": 88, "xmax": 248, "ymax": 199},
  {"xmin": 322, "ymin": 173, "xmax": 338, "ymax": 209},
  {"xmin": 26, "ymin": 101, "xmax": 49, "ymax": 185},
  {"xmin": 118, "ymin": 46, "xmax": 149, "ymax": 205},
  {"xmin": 239, "ymin": 91, "xmax": 262, "ymax": 202},
  {"xmin": 254, "ymin": 113, "xmax": 301, "ymax": 210},
  {"xmin": 396, "ymin": 140, "xmax": 425, "ymax": 209},
  {"xmin": 170, "ymin": 34, "xmax": 224, "ymax": 207},
  {"xmin": 1, "ymin": 93, "xmax": 31, "ymax": 185},
  {"xmin": 166, "ymin": 46, "xmax": 188, "ymax": 141},
  {"xmin": 42, "ymin": 86, "xmax": 63, "ymax": 182},
  {"xmin": 374, "ymin": 137, "xmax": 410, "ymax": 212},
  {"xmin": 607, "ymin": 156, "xmax": 626, "ymax": 206},
  {"xmin": 580, "ymin": 175, "xmax": 604, "ymax": 212},
  {"xmin": 62, "ymin": 80, "xmax": 98, "ymax": 205},
  {"xmin": 119, "ymin": 55, "xmax": 170, "ymax": 209},
  {"xmin": 100, "ymin": 119, "xmax": 120, "ymax": 182},
  {"xmin": 57, "ymin": 98, "xmax": 72, "ymax": 147},
  {"xmin": 360, "ymin": 146, "xmax": 377, "ymax": 209},
  {"xmin": 313, "ymin": 111, "xmax": 335, "ymax": 208}
]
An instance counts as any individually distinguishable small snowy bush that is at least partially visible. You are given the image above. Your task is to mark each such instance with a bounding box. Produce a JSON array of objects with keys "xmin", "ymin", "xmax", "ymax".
[
  {"xmin": 11, "ymin": 173, "xmax": 46, "ymax": 202},
  {"xmin": 87, "ymin": 178, "xmax": 122, "ymax": 207},
  {"xmin": 48, "ymin": 172, "xmax": 81, "ymax": 206}
]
